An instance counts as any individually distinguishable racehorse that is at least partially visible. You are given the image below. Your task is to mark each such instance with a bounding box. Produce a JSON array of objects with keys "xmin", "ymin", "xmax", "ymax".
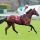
[{"xmin": 0, "ymin": 8, "xmax": 39, "ymax": 35}]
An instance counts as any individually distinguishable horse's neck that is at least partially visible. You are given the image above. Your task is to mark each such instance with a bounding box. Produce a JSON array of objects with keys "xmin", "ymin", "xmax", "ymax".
[
  {"xmin": 20, "ymin": 9, "xmax": 33, "ymax": 19},
  {"xmin": 26, "ymin": 9, "xmax": 32, "ymax": 14},
  {"xmin": 26, "ymin": 10, "xmax": 33, "ymax": 18},
  {"xmin": 20, "ymin": 13, "xmax": 32, "ymax": 19}
]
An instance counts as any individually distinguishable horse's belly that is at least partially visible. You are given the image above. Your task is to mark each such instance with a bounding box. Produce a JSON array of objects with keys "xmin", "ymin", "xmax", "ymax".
[
  {"xmin": 21, "ymin": 19, "xmax": 30, "ymax": 25},
  {"xmin": 15, "ymin": 19, "xmax": 21, "ymax": 24}
]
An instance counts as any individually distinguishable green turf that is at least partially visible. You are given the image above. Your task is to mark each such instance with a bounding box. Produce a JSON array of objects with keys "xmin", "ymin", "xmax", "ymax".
[{"xmin": 0, "ymin": 20, "xmax": 40, "ymax": 40}]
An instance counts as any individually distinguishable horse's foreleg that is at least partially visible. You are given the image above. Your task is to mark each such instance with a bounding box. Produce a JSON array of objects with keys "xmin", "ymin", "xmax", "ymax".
[
  {"xmin": 29, "ymin": 25, "xmax": 37, "ymax": 34},
  {"xmin": 12, "ymin": 24, "xmax": 18, "ymax": 34},
  {"xmin": 5, "ymin": 24, "xmax": 11, "ymax": 35}
]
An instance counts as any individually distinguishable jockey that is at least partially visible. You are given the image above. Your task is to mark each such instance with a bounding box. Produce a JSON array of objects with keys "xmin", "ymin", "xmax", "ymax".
[
  {"xmin": 20, "ymin": 5, "xmax": 32, "ymax": 15},
  {"xmin": 24, "ymin": 5, "xmax": 32, "ymax": 13},
  {"xmin": 17, "ymin": 5, "xmax": 29, "ymax": 16},
  {"xmin": 17, "ymin": 5, "xmax": 33, "ymax": 16},
  {"xmin": 24, "ymin": 5, "xmax": 28, "ymax": 11}
]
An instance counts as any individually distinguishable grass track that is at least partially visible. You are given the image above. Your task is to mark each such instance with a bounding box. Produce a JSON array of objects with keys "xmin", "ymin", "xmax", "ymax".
[{"xmin": 0, "ymin": 20, "xmax": 40, "ymax": 40}]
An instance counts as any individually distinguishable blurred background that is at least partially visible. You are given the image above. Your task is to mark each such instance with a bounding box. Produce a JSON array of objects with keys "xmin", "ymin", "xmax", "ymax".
[
  {"xmin": 0, "ymin": 0, "xmax": 40, "ymax": 11},
  {"xmin": 0, "ymin": 0, "xmax": 40, "ymax": 19}
]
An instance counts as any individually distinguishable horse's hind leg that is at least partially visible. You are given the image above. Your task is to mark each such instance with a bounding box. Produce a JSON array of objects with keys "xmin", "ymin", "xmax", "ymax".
[
  {"xmin": 29, "ymin": 25, "xmax": 37, "ymax": 34},
  {"xmin": 28, "ymin": 26, "xmax": 32, "ymax": 32},
  {"xmin": 12, "ymin": 24, "xmax": 18, "ymax": 34},
  {"xmin": 5, "ymin": 24, "xmax": 11, "ymax": 35},
  {"xmin": 30, "ymin": 27, "xmax": 32, "ymax": 31}
]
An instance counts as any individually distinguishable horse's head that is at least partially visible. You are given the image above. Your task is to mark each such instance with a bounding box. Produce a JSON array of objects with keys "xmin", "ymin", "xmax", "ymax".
[{"xmin": 32, "ymin": 8, "xmax": 39, "ymax": 16}]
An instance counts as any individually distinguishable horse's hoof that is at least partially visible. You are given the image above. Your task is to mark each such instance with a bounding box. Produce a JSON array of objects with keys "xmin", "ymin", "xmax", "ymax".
[
  {"xmin": 5, "ymin": 32, "xmax": 7, "ymax": 35},
  {"xmin": 36, "ymin": 32, "xmax": 37, "ymax": 34},
  {"xmin": 5, "ymin": 34, "xmax": 7, "ymax": 35},
  {"xmin": 16, "ymin": 32, "xmax": 18, "ymax": 34}
]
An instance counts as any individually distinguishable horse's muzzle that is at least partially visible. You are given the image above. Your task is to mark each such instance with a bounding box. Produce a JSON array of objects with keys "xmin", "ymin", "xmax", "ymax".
[{"xmin": 37, "ymin": 14, "xmax": 39, "ymax": 16}]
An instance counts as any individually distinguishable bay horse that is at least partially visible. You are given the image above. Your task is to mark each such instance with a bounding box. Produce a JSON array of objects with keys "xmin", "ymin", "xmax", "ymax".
[{"xmin": 0, "ymin": 8, "xmax": 39, "ymax": 35}]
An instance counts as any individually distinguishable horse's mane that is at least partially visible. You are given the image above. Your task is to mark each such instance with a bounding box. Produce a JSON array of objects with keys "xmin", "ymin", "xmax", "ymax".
[{"xmin": 26, "ymin": 9, "xmax": 32, "ymax": 14}]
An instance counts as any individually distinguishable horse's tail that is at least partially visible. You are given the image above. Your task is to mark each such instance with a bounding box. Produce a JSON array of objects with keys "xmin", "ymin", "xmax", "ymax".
[{"xmin": 0, "ymin": 17, "xmax": 7, "ymax": 24}]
